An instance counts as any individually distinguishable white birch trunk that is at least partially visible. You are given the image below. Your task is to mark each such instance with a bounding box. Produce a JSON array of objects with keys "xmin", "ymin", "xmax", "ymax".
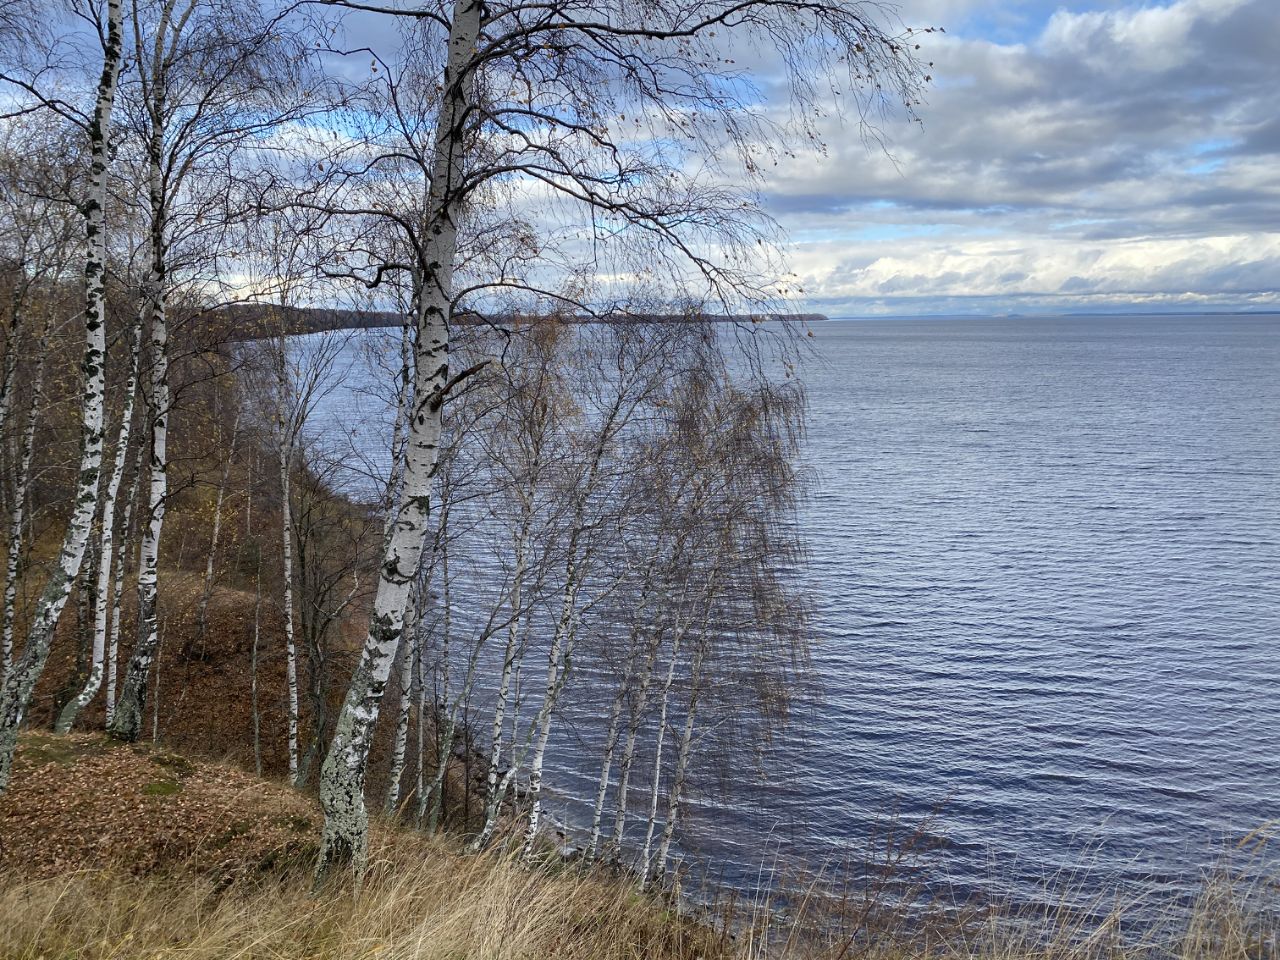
[
  {"xmin": 1, "ymin": 318, "xmax": 51, "ymax": 673},
  {"xmin": 587, "ymin": 573, "xmax": 660, "ymax": 861},
  {"xmin": 519, "ymin": 575, "xmax": 583, "ymax": 862},
  {"xmin": 106, "ymin": 441, "xmax": 145, "ymax": 723},
  {"xmin": 473, "ymin": 498, "xmax": 531, "ymax": 849},
  {"xmin": 467, "ymin": 581, "xmax": 542, "ymax": 852},
  {"xmin": 0, "ymin": 0, "xmax": 121, "ymax": 789},
  {"xmin": 107, "ymin": 0, "xmax": 178, "ymax": 743},
  {"xmin": 607, "ymin": 627, "xmax": 663, "ymax": 861},
  {"xmin": 56, "ymin": 320, "xmax": 142, "ymax": 733},
  {"xmin": 382, "ymin": 324, "xmax": 415, "ymax": 815},
  {"xmin": 414, "ymin": 605, "xmax": 427, "ymax": 823},
  {"xmin": 587, "ymin": 678, "xmax": 629, "ymax": 861},
  {"xmin": 108, "ymin": 268, "xmax": 170, "ymax": 742},
  {"xmin": 316, "ymin": 0, "xmax": 481, "ymax": 875},
  {"xmin": 277, "ymin": 354, "xmax": 300, "ymax": 783},
  {"xmin": 383, "ymin": 580, "xmax": 417, "ymax": 814},
  {"xmin": 518, "ymin": 392, "xmax": 624, "ymax": 861},
  {"xmin": 653, "ymin": 640, "xmax": 706, "ymax": 886},
  {"xmin": 637, "ymin": 634, "xmax": 683, "ymax": 887}
]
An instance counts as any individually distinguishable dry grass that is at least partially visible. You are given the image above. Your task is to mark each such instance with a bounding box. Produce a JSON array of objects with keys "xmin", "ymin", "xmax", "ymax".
[
  {"xmin": 0, "ymin": 838, "xmax": 718, "ymax": 960},
  {"xmin": 0, "ymin": 841, "xmax": 1274, "ymax": 960},
  {"xmin": 0, "ymin": 734, "xmax": 1275, "ymax": 960}
]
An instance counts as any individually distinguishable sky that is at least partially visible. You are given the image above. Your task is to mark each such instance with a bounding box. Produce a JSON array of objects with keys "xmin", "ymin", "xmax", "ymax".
[{"xmin": 762, "ymin": 0, "xmax": 1280, "ymax": 317}]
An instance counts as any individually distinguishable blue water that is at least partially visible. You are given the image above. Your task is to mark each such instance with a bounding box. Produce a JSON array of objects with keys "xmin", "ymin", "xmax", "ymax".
[
  {"xmin": 713, "ymin": 314, "xmax": 1280, "ymax": 903},
  {"xmin": 314, "ymin": 314, "xmax": 1280, "ymax": 905}
]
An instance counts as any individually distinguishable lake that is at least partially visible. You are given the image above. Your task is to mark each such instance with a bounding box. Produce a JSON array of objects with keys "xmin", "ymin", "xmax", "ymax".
[{"xmin": 311, "ymin": 314, "xmax": 1280, "ymax": 906}]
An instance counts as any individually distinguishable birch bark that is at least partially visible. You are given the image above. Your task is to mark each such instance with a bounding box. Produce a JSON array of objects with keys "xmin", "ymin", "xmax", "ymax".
[
  {"xmin": 637, "ymin": 628, "xmax": 684, "ymax": 884},
  {"xmin": 383, "ymin": 579, "xmax": 417, "ymax": 814},
  {"xmin": 473, "ymin": 496, "xmax": 532, "ymax": 848},
  {"xmin": 277, "ymin": 349, "xmax": 300, "ymax": 783},
  {"xmin": 382, "ymin": 324, "xmax": 415, "ymax": 815},
  {"xmin": 56, "ymin": 319, "xmax": 142, "ymax": 733},
  {"xmin": 519, "ymin": 578, "xmax": 581, "ymax": 861},
  {"xmin": 653, "ymin": 639, "xmax": 708, "ymax": 885},
  {"xmin": 0, "ymin": 0, "xmax": 121, "ymax": 790},
  {"xmin": 1, "ymin": 315, "xmax": 51, "ymax": 673},
  {"xmin": 106, "ymin": 440, "xmax": 145, "ymax": 722},
  {"xmin": 316, "ymin": 0, "xmax": 482, "ymax": 875},
  {"xmin": 108, "ymin": 258, "xmax": 170, "ymax": 741}
]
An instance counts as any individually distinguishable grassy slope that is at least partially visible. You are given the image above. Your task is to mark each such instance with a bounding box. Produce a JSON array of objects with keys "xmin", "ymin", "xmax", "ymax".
[
  {"xmin": 0, "ymin": 733, "xmax": 722, "ymax": 960},
  {"xmin": 0, "ymin": 733, "xmax": 1275, "ymax": 960}
]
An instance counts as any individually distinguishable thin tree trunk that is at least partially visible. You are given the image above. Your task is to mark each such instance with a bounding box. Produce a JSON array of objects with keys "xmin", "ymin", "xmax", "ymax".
[
  {"xmin": 423, "ymin": 528, "xmax": 451, "ymax": 831},
  {"xmin": 653, "ymin": 640, "xmax": 708, "ymax": 886},
  {"xmin": 108, "ymin": 138, "xmax": 172, "ymax": 743},
  {"xmin": 1, "ymin": 315, "xmax": 51, "ymax": 673},
  {"xmin": 316, "ymin": 0, "xmax": 481, "ymax": 877},
  {"xmin": 427, "ymin": 564, "xmax": 498, "ymax": 836},
  {"xmin": 56, "ymin": 319, "xmax": 142, "ymax": 733},
  {"xmin": 0, "ymin": 302, "xmax": 27, "ymax": 487},
  {"xmin": 474, "ymin": 498, "xmax": 532, "ymax": 848},
  {"xmin": 194, "ymin": 410, "xmax": 240, "ymax": 655},
  {"xmin": 414, "ymin": 625, "xmax": 426, "ymax": 822},
  {"xmin": 106, "ymin": 439, "xmax": 145, "ymax": 723},
  {"xmin": 587, "ymin": 678, "xmax": 629, "ymax": 862},
  {"xmin": 637, "ymin": 635, "xmax": 683, "ymax": 887},
  {"xmin": 0, "ymin": 0, "xmax": 121, "ymax": 790},
  {"xmin": 469, "ymin": 617, "xmax": 534, "ymax": 853},
  {"xmin": 637, "ymin": 570, "xmax": 718, "ymax": 888},
  {"xmin": 605, "ymin": 622, "xmax": 669, "ymax": 864},
  {"xmin": 251, "ymin": 563, "xmax": 263, "ymax": 776},
  {"xmin": 587, "ymin": 573, "xmax": 660, "ymax": 862},
  {"xmin": 277, "ymin": 354, "xmax": 300, "ymax": 784},
  {"xmin": 519, "ymin": 397, "xmax": 622, "ymax": 862},
  {"xmin": 151, "ymin": 621, "xmax": 164, "ymax": 742}
]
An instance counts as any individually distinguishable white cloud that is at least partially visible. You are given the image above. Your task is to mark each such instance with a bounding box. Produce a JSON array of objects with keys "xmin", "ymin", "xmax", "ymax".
[
  {"xmin": 1040, "ymin": 0, "xmax": 1250, "ymax": 75},
  {"xmin": 761, "ymin": 0, "xmax": 1280, "ymax": 314}
]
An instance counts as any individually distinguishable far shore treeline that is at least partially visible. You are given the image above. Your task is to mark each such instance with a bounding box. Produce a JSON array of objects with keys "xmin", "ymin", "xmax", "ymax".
[{"xmin": 216, "ymin": 304, "xmax": 831, "ymax": 340}]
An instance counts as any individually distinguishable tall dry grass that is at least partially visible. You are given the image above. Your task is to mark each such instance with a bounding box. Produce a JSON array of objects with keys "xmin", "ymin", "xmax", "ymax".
[
  {"xmin": 0, "ymin": 832, "xmax": 718, "ymax": 960},
  {"xmin": 1, "ymin": 827, "xmax": 1275, "ymax": 960}
]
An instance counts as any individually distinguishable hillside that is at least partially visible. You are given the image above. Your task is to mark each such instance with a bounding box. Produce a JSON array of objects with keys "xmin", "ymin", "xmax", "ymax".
[
  {"xmin": 2, "ymin": 734, "xmax": 1275, "ymax": 960},
  {"xmin": 0, "ymin": 733, "xmax": 724, "ymax": 960}
]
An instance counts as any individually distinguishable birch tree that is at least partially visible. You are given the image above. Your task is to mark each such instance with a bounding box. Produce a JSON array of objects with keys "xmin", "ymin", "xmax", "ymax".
[
  {"xmin": 55, "ymin": 317, "xmax": 143, "ymax": 732},
  {"xmin": 305, "ymin": 0, "xmax": 925, "ymax": 873},
  {"xmin": 103, "ymin": 0, "xmax": 327, "ymax": 740},
  {"xmin": 0, "ymin": 0, "xmax": 123, "ymax": 790}
]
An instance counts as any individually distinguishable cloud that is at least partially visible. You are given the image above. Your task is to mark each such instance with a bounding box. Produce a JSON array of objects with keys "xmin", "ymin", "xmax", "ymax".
[{"xmin": 764, "ymin": 0, "xmax": 1280, "ymax": 315}]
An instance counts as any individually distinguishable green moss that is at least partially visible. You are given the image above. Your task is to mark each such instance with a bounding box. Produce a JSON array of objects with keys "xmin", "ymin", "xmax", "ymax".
[
  {"xmin": 142, "ymin": 779, "xmax": 182, "ymax": 797},
  {"xmin": 20, "ymin": 733, "xmax": 113, "ymax": 767}
]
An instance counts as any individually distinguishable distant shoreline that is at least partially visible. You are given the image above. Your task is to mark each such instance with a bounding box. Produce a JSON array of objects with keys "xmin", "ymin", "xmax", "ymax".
[
  {"xmin": 215, "ymin": 303, "xmax": 829, "ymax": 340},
  {"xmin": 827, "ymin": 310, "xmax": 1280, "ymax": 321}
]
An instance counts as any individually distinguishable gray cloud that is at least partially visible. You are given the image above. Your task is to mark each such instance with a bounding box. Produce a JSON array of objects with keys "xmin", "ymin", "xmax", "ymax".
[{"xmin": 760, "ymin": 0, "xmax": 1280, "ymax": 314}]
